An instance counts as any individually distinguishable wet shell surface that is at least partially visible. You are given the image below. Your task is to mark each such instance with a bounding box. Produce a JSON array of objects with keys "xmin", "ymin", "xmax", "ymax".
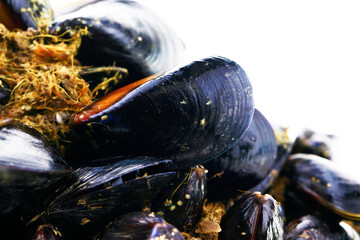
[
  {"xmin": 286, "ymin": 154, "xmax": 360, "ymax": 221},
  {"xmin": 219, "ymin": 192, "xmax": 283, "ymax": 240},
  {"xmin": 50, "ymin": 0, "xmax": 185, "ymax": 82},
  {"xmin": 68, "ymin": 56, "xmax": 254, "ymax": 169},
  {"xmin": 205, "ymin": 108, "xmax": 277, "ymax": 199}
]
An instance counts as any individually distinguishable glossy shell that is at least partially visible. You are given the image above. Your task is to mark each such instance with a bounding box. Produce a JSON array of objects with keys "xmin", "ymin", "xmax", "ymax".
[
  {"xmin": 153, "ymin": 165, "xmax": 207, "ymax": 231},
  {"xmin": 285, "ymin": 215, "xmax": 360, "ymax": 240},
  {"xmin": 97, "ymin": 211, "xmax": 184, "ymax": 240},
  {"xmin": 68, "ymin": 56, "xmax": 254, "ymax": 169},
  {"xmin": 0, "ymin": 123, "xmax": 71, "ymax": 215},
  {"xmin": 32, "ymin": 224, "xmax": 63, "ymax": 240},
  {"xmin": 25, "ymin": 158, "xmax": 176, "ymax": 239},
  {"xmin": 51, "ymin": 0, "xmax": 185, "ymax": 82},
  {"xmin": 205, "ymin": 108, "xmax": 277, "ymax": 199},
  {"xmin": 219, "ymin": 192, "xmax": 283, "ymax": 240},
  {"xmin": 286, "ymin": 154, "xmax": 360, "ymax": 221}
]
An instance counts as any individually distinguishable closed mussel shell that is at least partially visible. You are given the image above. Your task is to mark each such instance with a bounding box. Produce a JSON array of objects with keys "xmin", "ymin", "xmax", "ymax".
[
  {"xmin": 0, "ymin": 123, "xmax": 71, "ymax": 215},
  {"xmin": 50, "ymin": 0, "xmax": 185, "ymax": 82},
  {"xmin": 285, "ymin": 215, "xmax": 360, "ymax": 240},
  {"xmin": 153, "ymin": 165, "xmax": 207, "ymax": 231},
  {"xmin": 25, "ymin": 158, "xmax": 176, "ymax": 239},
  {"xmin": 205, "ymin": 108, "xmax": 277, "ymax": 199},
  {"xmin": 219, "ymin": 192, "xmax": 284, "ymax": 240},
  {"xmin": 96, "ymin": 211, "xmax": 184, "ymax": 240},
  {"xmin": 285, "ymin": 154, "xmax": 360, "ymax": 221},
  {"xmin": 68, "ymin": 56, "xmax": 254, "ymax": 169}
]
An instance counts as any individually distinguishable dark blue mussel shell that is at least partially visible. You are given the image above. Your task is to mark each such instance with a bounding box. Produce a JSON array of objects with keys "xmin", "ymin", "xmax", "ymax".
[
  {"xmin": 220, "ymin": 192, "xmax": 284, "ymax": 240},
  {"xmin": 153, "ymin": 165, "xmax": 207, "ymax": 231},
  {"xmin": 285, "ymin": 154, "xmax": 360, "ymax": 221},
  {"xmin": 204, "ymin": 108, "xmax": 277, "ymax": 200},
  {"xmin": 67, "ymin": 56, "xmax": 254, "ymax": 169},
  {"xmin": 50, "ymin": 0, "xmax": 185, "ymax": 83},
  {"xmin": 285, "ymin": 215, "xmax": 360, "ymax": 240},
  {"xmin": 24, "ymin": 158, "xmax": 176, "ymax": 239},
  {"xmin": 96, "ymin": 211, "xmax": 184, "ymax": 240},
  {"xmin": 0, "ymin": 0, "xmax": 53, "ymax": 30},
  {"xmin": 0, "ymin": 123, "xmax": 71, "ymax": 216}
]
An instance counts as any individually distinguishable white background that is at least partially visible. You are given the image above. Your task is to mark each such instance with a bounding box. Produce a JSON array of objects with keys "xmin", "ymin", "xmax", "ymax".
[{"xmin": 50, "ymin": 0, "xmax": 360, "ymax": 173}]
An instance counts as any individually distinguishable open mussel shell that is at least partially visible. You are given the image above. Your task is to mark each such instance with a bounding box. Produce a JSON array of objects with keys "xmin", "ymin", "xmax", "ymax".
[
  {"xmin": 0, "ymin": 0, "xmax": 53, "ymax": 30},
  {"xmin": 285, "ymin": 154, "xmax": 360, "ymax": 221},
  {"xmin": 153, "ymin": 165, "xmax": 207, "ymax": 231},
  {"xmin": 204, "ymin": 108, "xmax": 277, "ymax": 200},
  {"xmin": 67, "ymin": 56, "xmax": 254, "ymax": 169},
  {"xmin": 50, "ymin": 0, "xmax": 185, "ymax": 83},
  {"xmin": 219, "ymin": 192, "xmax": 284, "ymax": 240},
  {"xmin": 0, "ymin": 123, "xmax": 71, "ymax": 215},
  {"xmin": 25, "ymin": 158, "xmax": 176, "ymax": 239},
  {"xmin": 285, "ymin": 215, "xmax": 360, "ymax": 240},
  {"xmin": 96, "ymin": 211, "xmax": 184, "ymax": 240}
]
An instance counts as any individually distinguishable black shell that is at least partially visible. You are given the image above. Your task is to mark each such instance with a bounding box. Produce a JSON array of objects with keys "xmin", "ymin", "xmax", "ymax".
[
  {"xmin": 219, "ymin": 192, "xmax": 283, "ymax": 240},
  {"xmin": 67, "ymin": 56, "xmax": 254, "ymax": 169},
  {"xmin": 25, "ymin": 158, "xmax": 176, "ymax": 239},
  {"xmin": 96, "ymin": 211, "xmax": 184, "ymax": 240},
  {"xmin": 153, "ymin": 165, "xmax": 207, "ymax": 231},
  {"xmin": 291, "ymin": 129, "xmax": 334, "ymax": 160},
  {"xmin": 0, "ymin": 0, "xmax": 53, "ymax": 30},
  {"xmin": 285, "ymin": 215, "xmax": 360, "ymax": 240},
  {"xmin": 285, "ymin": 154, "xmax": 360, "ymax": 221},
  {"xmin": 50, "ymin": 0, "xmax": 185, "ymax": 82},
  {"xmin": 0, "ymin": 123, "xmax": 71, "ymax": 215},
  {"xmin": 205, "ymin": 108, "xmax": 277, "ymax": 199},
  {"xmin": 0, "ymin": 78, "xmax": 11, "ymax": 105}
]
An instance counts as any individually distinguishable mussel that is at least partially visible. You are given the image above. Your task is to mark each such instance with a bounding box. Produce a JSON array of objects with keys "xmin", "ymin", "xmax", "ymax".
[
  {"xmin": 96, "ymin": 211, "xmax": 184, "ymax": 240},
  {"xmin": 284, "ymin": 154, "xmax": 360, "ymax": 221},
  {"xmin": 24, "ymin": 158, "xmax": 176, "ymax": 239},
  {"xmin": 204, "ymin": 108, "xmax": 277, "ymax": 199},
  {"xmin": 285, "ymin": 215, "xmax": 360, "ymax": 240},
  {"xmin": 153, "ymin": 165, "xmax": 207, "ymax": 231},
  {"xmin": 67, "ymin": 56, "xmax": 255, "ymax": 169},
  {"xmin": 0, "ymin": 123, "xmax": 71, "ymax": 215},
  {"xmin": 219, "ymin": 192, "xmax": 284, "ymax": 240},
  {"xmin": 50, "ymin": 0, "xmax": 185, "ymax": 83},
  {"xmin": 0, "ymin": 78, "xmax": 10, "ymax": 105}
]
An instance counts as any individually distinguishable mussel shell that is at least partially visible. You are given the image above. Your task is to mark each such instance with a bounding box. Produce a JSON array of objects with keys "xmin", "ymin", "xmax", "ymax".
[
  {"xmin": 219, "ymin": 192, "xmax": 283, "ymax": 240},
  {"xmin": 205, "ymin": 108, "xmax": 277, "ymax": 199},
  {"xmin": 96, "ymin": 211, "xmax": 184, "ymax": 240},
  {"xmin": 50, "ymin": 0, "xmax": 185, "ymax": 82},
  {"xmin": 153, "ymin": 165, "xmax": 207, "ymax": 231},
  {"xmin": 285, "ymin": 154, "xmax": 360, "ymax": 221},
  {"xmin": 0, "ymin": 0, "xmax": 53, "ymax": 30},
  {"xmin": 25, "ymin": 158, "xmax": 176, "ymax": 239},
  {"xmin": 0, "ymin": 123, "xmax": 71, "ymax": 214},
  {"xmin": 68, "ymin": 56, "xmax": 254, "ymax": 169},
  {"xmin": 0, "ymin": 78, "xmax": 11, "ymax": 105},
  {"xmin": 291, "ymin": 129, "xmax": 334, "ymax": 160},
  {"xmin": 285, "ymin": 215, "xmax": 359, "ymax": 240}
]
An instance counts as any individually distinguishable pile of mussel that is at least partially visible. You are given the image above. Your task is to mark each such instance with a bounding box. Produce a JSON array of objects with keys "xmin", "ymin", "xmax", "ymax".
[{"xmin": 0, "ymin": 0, "xmax": 359, "ymax": 239}]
